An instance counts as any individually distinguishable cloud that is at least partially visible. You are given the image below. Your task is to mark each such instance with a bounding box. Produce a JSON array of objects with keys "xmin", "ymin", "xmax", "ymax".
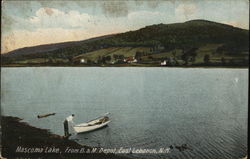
[
  {"xmin": 98, "ymin": 0, "xmax": 173, "ymax": 17},
  {"xmin": 175, "ymin": 3, "xmax": 197, "ymax": 21},
  {"xmin": 126, "ymin": 11, "xmax": 169, "ymax": 30},
  {"xmin": 127, "ymin": 11, "xmax": 167, "ymax": 26},
  {"xmin": 43, "ymin": 7, "xmax": 54, "ymax": 16},
  {"xmin": 101, "ymin": 1, "xmax": 129, "ymax": 17},
  {"xmin": 2, "ymin": 14, "xmax": 17, "ymax": 32},
  {"xmin": 29, "ymin": 7, "xmax": 91, "ymax": 28},
  {"xmin": 128, "ymin": 11, "xmax": 162, "ymax": 20}
]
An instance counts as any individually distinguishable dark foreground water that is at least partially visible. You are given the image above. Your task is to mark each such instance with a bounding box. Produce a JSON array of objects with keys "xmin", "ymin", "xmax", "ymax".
[{"xmin": 1, "ymin": 68, "xmax": 248, "ymax": 159}]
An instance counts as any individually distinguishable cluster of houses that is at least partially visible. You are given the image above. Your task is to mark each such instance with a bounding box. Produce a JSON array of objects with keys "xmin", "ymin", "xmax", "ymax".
[
  {"xmin": 78, "ymin": 44, "xmax": 171, "ymax": 65},
  {"xmin": 73, "ymin": 44, "xmax": 228, "ymax": 66},
  {"xmin": 79, "ymin": 56, "xmax": 138, "ymax": 65},
  {"xmin": 123, "ymin": 56, "xmax": 138, "ymax": 63},
  {"xmin": 78, "ymin": 55, "xmax": 175, "ymax": 66}
]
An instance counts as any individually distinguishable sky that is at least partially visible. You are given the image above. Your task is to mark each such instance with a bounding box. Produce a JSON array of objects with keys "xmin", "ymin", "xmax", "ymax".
[{"xmin": 1, "ymin": 0, "xmax": 249, "ymax": 53}]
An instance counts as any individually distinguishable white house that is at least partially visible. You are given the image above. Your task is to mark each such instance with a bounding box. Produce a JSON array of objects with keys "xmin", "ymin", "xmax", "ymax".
[
  {"xmin": 80, "ymin": 58, "xmax": 86, "ymax": 63},
  {"xmin": 161, "ymin": 60, "xmax": 167, "ymax": 66},
  {"xmin": 125, "ymin": 56, "xmax": 137, "ymax": 63}
]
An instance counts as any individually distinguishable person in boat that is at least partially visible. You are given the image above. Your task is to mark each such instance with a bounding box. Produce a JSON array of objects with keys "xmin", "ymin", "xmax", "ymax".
[{"xmin": 64, "ymin": 114, "xmax": 75, "ymax": 137}]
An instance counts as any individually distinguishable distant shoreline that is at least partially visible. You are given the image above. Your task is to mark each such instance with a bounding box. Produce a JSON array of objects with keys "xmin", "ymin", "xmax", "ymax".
[{"xmin": 1, "ymin": 63, "xmax": 248, "ymax": 68}]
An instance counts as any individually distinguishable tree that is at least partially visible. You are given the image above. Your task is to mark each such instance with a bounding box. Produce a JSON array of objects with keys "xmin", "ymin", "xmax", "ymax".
[
  {"xmin": 66, "ymin": 56, "xmax": 73, "ymax": 64},
  {"xmin": 148, "ymin": 56, "xmax": 153, "ymax": 60},
  {"xmin": 135, "ymin": 51, "xmax": 142, "ymax": 60},
  {"xmin": 113, "ymin": 54, "xmax": 118, "ymax": 60},
  {"xmin": 105, "ymin": 56, "xmax": 111, "ymax": 61},
  {"xmin": 48, "ymin": 57, "xmax": 54, "ymax": 64},
  {"xmin": 118, "ymin": 55, "xmax": 124, "ymax": 59},
  {"xmin": 87, "ymin": 59, "xmax": 92, "ymax": 64},
  {"xmin": 204, "ymin": 54, "xmax": 210, "ymax": 64},
  {"xmin": 101, "ymin": 56, "xmax": 106, "ymax": 64},
  {"xmin": 221, "ymin": 57, "xmax": 225, "ymax": 65},
  {"xmin": 97, "ymin": 56, "xmax": 102, "ymax": 64},
  {"xmin": 181, "ymin": 53, "xmax": 189, "ymax": 65}
]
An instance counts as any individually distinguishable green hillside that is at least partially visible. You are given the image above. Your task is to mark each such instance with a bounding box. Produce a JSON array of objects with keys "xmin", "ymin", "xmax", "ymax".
[{"xmin": 2, "ymin": 19, "xmax": 249, "ymax": 67}]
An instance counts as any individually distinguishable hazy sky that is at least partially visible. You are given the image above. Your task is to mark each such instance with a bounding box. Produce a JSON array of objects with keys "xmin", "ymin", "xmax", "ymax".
[{"xmin": 1, "ymin": 0, "xmax": 249, "ymax": 53}]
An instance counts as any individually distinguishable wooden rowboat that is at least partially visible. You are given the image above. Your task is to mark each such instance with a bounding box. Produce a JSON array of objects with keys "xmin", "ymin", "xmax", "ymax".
[{"xmin": 67, "ymin": 113, "xmax": 110, "ymax": 134}]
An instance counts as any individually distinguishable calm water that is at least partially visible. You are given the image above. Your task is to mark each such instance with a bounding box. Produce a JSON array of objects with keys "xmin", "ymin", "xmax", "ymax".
[{"xmin": 1, "ymin": 67, "xmax": 248, "ymax": 159}]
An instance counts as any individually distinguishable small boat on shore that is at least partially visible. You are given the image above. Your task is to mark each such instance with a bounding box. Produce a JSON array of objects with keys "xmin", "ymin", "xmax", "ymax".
[
  {"xmin": 37, "ymin": 113, "xmax": 56, "ymax": 118},
  {"xmin": 66, "ymin": 113, "xmax": 110, "ymax": 134}
]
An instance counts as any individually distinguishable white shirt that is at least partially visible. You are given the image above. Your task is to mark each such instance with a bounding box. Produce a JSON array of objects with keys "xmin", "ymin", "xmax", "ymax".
[{"xmin": 66, "ymin": 115, "xmax": 74, "ymax": 122}]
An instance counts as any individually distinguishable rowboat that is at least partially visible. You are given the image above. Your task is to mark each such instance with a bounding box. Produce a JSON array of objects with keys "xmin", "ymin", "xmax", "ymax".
[
  {"xmin": 37, "ymin": 113, "xmax": 56, "ymax": 118},
  {"xmin": 67, "ymin": 113, "xmax": 110, "ymax": 134}
]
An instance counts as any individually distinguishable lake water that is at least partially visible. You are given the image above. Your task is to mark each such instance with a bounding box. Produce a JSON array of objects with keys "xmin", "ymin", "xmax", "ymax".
[{"xmin": 1, "ymin": 67, "xmax": 248, "ymax": 159}]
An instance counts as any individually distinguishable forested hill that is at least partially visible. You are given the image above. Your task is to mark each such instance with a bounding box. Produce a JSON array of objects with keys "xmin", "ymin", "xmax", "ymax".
[{"xmin": 2, "ymin": 19, "xmax": 249, "ymax": 67}]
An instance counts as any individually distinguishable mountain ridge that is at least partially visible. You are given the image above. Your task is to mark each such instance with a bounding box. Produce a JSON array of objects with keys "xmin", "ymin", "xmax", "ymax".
[
  {"xmin": 2, "ymin": 34, "xmax": 115, "ymax": 57},
  {"xmin": 2, "ymin": 19, "xmax": 249, "ymax": 67},
  {"xmin": 3, "ymin": 19, "xmax": 248, "ymax": 56}
]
